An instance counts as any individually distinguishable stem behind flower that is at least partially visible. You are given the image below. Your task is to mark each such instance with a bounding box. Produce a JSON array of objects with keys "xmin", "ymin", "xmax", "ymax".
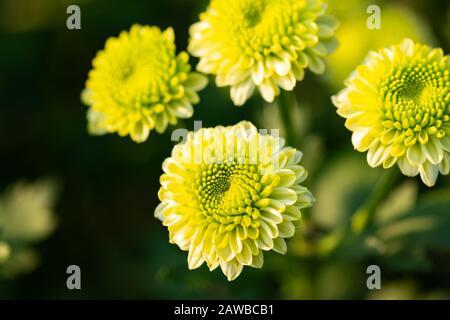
[
  {"xmin": 351, "ymin": 168, "xmax": 400, "ymax": 233},
  {"xmin": 277, "ymin": 90, "xmax": 297, "ymax": 147}
]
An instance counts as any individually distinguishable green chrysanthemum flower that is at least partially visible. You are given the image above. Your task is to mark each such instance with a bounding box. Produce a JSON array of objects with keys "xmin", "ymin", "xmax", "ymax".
[
  {"xmin": 82, "ymin": 25, "xmax": 208, "ymax": 142},
  {"xmin": 155, "ymin": 121, "xmax": 314, "ymax": 280},
  {"xmin": 332, "ymin": 39, "xmax": 450, "ymax": 187},
  {"xmin": 188, "ymin": 0, "xmax": 338, "ymax": 106}
]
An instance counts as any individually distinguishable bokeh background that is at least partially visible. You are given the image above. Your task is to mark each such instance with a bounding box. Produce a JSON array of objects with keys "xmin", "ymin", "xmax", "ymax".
[{"xmin": 1, "ymin": 0, "xmax": 450, "ymax": 299}]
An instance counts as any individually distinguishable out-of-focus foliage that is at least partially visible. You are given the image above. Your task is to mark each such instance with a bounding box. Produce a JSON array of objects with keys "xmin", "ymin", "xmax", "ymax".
[
  {"xmin": 368, "ymin": 280, "xmax": 450, "ymax": 300},
  {"xmin": 0, "ymin": 0, "xmax": 449, "ymax": 299},
  {"xmin": 447, "ymin": 8, "xmax": 450, "ymax": 41},
  {"xmin": 0, "ymin": 179, "xmax": 58, "ymax": 278},
  {"xmin": 312, "ymin": 154, "xmax": 379, "ymax": 230},
  {"xmin": 0, "ymin": 242, "xmax": 11, "ymax": 264}
]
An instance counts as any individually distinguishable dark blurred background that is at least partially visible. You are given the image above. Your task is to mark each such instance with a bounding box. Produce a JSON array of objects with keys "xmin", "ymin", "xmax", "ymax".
[{"xmin": 0, "ymin": 0, "xmax": 449, "ymax": 299}]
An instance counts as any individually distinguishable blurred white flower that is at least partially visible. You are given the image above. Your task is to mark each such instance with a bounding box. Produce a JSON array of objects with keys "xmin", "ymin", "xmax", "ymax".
[
  {"xmin": 0, "ymin": 179, "xmax": 58, "ymax": 243},
  {"xmin": 0, "ymin": 178, "xmax": 59, "ymax": 277}
]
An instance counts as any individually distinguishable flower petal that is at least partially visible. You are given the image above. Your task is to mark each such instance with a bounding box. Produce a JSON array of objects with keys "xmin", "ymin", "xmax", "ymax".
[{"xmin": 419, "ymin": 161, "xmax": 439, "ymax": 187}]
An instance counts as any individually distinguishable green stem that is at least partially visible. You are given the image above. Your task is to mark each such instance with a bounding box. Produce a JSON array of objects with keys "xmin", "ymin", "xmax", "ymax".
[
  {"xmin": 277, "ymin": 90, "xmax": 297, "ymax": 146},
  {"xmin": 351, "ymin": 168, "xmax": 399, "ymax": 233}
]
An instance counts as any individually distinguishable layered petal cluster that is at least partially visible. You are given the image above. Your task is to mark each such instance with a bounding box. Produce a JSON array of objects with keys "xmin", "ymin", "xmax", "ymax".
[
  {"xmin": 82, "ymin": 25, "xmax": 208, "ymax": 142},
  {"xmin": 332, "ymin": 39, "xmax": 450, "ymax": 186},
  {"xmin": 155, "ymin": 121, "xmax": 314, "ymax": 280},
  {"xmin": 188, "ymin": 0, "xmax": 338, "ymax": 106}
]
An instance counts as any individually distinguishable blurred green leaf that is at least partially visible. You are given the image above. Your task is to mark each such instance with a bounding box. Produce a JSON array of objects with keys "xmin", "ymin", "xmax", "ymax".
[
  {"xmin": 312, "ymin": 154, "xmax": 379, "ymax": 230},
  {"xmin": 375, "ymin": 181, "xmax": 418, "ymax": 225},
  {"xmin": 377, "ymin": 189, "xmax": 450, "ymax": 248}
]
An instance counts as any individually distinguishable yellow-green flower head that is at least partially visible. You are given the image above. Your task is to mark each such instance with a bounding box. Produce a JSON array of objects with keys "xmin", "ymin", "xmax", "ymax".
[
  {"xmin": 188, "ymin": 0, "xmax": 338, "ymax": 106},
  {"xmin": 155, "ymin": 121, "xmax": 314, "ymax": 280},
  {"xmin": 82, "ymin": 25, "xmax": 208, "ymax": 142},
  {"xmin": 332, "ymin": 39, "xmax": 450, "ymax": 187}
]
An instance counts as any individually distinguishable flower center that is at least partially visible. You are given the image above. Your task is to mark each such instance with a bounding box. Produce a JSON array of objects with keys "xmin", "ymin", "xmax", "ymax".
[
  {"xmin": 112, "ymin": 49, "xmax": 169, "ymax": 106},
  {"xmin": 400, "ymin": 81, "xmax": 426, "ymax": 101},
  {"xmin": 380, "ymin": 62, "xmax": 450, "ymax": 144},
  {"xmin": 195, "ymin": 162, "xmax": 262, "ymax": 227},
  {"xmin": 208, "ymin": 0, "xmax": 310, "ymax": 59},
  {"xmin": 242, "ymin": 0, "xmax": 267, "ymax": 27},
  {"xmin": 119, "ymin": 62, "xmax": 135, "ymax": 81}
]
